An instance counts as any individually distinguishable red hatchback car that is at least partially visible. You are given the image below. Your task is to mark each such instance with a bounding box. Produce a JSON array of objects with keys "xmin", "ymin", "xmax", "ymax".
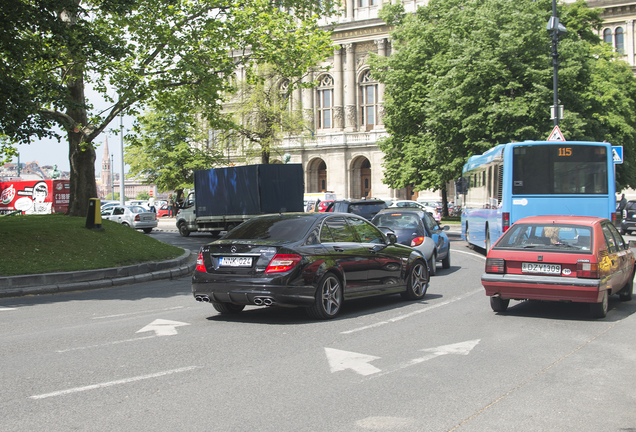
[{"xmin": 482, "ymin": 215, "xmax": 635, "ymax": 318}]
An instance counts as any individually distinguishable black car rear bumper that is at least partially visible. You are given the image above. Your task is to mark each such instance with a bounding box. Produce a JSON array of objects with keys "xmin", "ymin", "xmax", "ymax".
[{"xmin": 192, "ymin": 274, "xmax": 316, "ymax": 307}]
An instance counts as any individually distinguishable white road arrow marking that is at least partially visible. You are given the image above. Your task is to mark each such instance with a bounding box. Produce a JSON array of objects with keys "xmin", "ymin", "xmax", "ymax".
[
  {"xmin": 136, "ymin": 319, "xmax": 189, "ymax": 336},
  {"xmin": 407, "ymin": 339, "xmax": 481, "ymax": 366},
  {"xmin": 325, "ymin": 348, "xmax": 382, "ymax": 376}
]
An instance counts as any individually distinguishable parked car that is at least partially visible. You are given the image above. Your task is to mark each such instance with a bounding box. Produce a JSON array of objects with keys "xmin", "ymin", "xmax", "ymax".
[
  {"xmin": 481, "ymin": 215, "xmax": 635, "ymax": 318},
  {"xmin": 192, "ymin": 212, "xmax": 429, "ymax": 319},
  {"xmin": 620, "ymin": 200, "xmax": 636, "ymax": 235},
  {"xmin": 372, "ymin": 208, "xmax": 451, "ymax": 276},
  {"xmin": 323, "ymin": 199, "xmax": 388, "ymax": 220},
  {"xmin": 389, "ymin": 200, "xmax": 428, "ymax": 211},
  {"xmin": 157, "ymin": 203, "xmax": 171, "ymax": 217},
  {"xmin": 101, "ymin": 205, "xmax": 158, "ymax": 233},
  {"xmin": 417, "ymin": 200, "xmax": 442, "ymax": 214},
  {"xmin": 317, "ymin": 200, "xmax": 333, "ymax": 212}
]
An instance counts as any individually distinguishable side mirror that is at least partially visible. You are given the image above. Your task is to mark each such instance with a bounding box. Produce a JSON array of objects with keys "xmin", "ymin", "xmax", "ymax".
[
  {"xmin": 443, "ymin": 225, "xmax": 450, "ymax": 231},
  {"xmin": 386, "ymin": 232, "xmax": 398, "ymax": 245}
]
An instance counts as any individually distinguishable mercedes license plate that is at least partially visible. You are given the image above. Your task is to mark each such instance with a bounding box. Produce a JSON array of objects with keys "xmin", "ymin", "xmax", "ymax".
[
  {"xmin": 219, "ymin": 257, "xmax": 252, "ymax": 267},
  {"xmin": 522, "ymin": 262, "xmax": 561, "ymax": 275}
]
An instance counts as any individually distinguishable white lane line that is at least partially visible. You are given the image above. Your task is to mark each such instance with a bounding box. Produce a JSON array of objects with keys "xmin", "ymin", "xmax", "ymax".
[
  {"xmin": 452, "ymin": 249, "xmax": 487, "ymax": 260},
  {"xmin": 341, "ymin": 288, "xmax": 483, "ymax": 335},
  {"xmin": 56, "ymin": 335, "xmax": 156, "ymax": 353},
  {"xmin": 30, "ymin": 366, "xmax": 199, "ymax": 400},
  {"xmin": 0, "ymin": 306, "xmax": 16, "ymax": 311},
  {"xmin": 92, "ymin": 306, "xmax": 184, "ymax": 319}
]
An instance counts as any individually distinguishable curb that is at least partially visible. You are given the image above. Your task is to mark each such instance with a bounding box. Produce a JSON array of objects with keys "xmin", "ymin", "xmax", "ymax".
[{"xmin": 0, "ymin": 249, "xmax": 196, "ymax": 299}]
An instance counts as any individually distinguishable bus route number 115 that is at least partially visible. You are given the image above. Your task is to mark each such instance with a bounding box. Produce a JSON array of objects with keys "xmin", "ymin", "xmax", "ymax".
[{"xmin": 558, "ymin": 147, "xmax": 572, "ymax": 157}]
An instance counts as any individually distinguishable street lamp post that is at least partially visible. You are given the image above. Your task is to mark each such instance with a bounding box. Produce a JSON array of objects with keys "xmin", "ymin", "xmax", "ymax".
[
  {"xmin": 547, "ymin": 0, "xmax": 567, "ymax": 126},
  {"xmin": 111, "ymin": 154, "xmax": 114, "ymax": 200}
]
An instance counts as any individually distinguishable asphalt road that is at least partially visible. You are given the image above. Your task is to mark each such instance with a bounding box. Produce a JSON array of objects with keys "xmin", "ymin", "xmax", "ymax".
[{"xmin": 1, "ymin": 230, "xmax": 635, "ymax": 431}]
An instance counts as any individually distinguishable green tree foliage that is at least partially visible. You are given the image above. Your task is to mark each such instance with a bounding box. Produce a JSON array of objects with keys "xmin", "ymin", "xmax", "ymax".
[
  {"xmin": 225, "ymin": 65, "xmax": 311, "ymax": 164},
  {"xmin": 0, "ymin": 0, "xmax": 337, "ymax": 216},
  {"xmin": 124, "ymin": 96, "xmax": 223, "ymax": 202},
  {"xmin": 369, "ymin": 0, "xmax": 636, "ymax": 197}
]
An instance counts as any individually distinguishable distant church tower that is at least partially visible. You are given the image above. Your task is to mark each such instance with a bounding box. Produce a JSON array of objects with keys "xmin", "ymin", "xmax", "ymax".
[{"xmin": 101, "ymin": 137, "xmax": 112, "ymax": 198}]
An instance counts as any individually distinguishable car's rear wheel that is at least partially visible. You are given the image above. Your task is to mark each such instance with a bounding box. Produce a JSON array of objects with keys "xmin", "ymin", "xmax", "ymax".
[
  {"xmin": 619, "ymin": 271, "xmax": 634, "ymax": 302},
  {"xmin": 122, "ymin": 222, "xmax": 130, "ymax": 227},
  {"xmin": 401, "ymin": 260, "xmax": 429, "ymax": 300},
  {"xmin": 590, "ymin": 290, "xmax": 609, "ymax": 318},
  {"xmin": 178, "ymin": 223, "xmax": 190, "ymax": 237},
  {"xmin": 490, "ymin": 296, "xmax": 509, "ymax": 312},
  {"xmin": 442, "ymin": 251, "xmax": 451, "ymax": 269},
  {"xmin": 143, "ymin": 228, "xmax": 152, "ymax": 234},
  {"xmin": 307, "ymin": 272, "xmax": 342, "ymax": 320},
  {"xmin": 212, "ymin": 302, "xmax": 245, "ymax": 314},
  {"xmin": 428, "ymin": 253, "xmax": 437, "ymax": 276}
]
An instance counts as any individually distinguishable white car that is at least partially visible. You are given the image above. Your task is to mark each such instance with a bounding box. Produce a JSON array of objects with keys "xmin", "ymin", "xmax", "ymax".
[
  {"xmin": 389, "ymin": 200, "xmax": 428, "ymax": 211},
  {"xmin": 101, "ymin": 205, "xmax": 158, "ymax": 233}
]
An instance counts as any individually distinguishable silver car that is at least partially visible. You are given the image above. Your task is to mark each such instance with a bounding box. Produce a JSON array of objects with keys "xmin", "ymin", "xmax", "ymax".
[{"xmin": 101, "ymin": 205, "xmax": 157, "ymax": 233}]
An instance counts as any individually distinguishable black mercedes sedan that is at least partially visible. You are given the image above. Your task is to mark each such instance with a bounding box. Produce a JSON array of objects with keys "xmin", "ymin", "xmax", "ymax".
[{"xmin": 192, "ymin": 212, "xmax": 429, "ymax": 319}]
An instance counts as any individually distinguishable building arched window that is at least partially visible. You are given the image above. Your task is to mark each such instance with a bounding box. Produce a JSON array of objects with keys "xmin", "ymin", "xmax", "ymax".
[
  {"xmin": 604, "ymin": 28, "xmax": 612, "ymax": 45},
  {"xmin": 359, "ymin": 70, "xmax": 378, "ymax": 130},
  {"xmin": 317, "ymin": 74, "xmax": 334, "ymax": 129},
  {"xmin": 616, "ymin": 27, "xmax": 624, "ymax": 54}
]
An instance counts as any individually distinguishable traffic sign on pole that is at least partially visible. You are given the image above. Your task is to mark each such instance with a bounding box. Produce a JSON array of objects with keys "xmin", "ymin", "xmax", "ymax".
[
  {"xmin": 547, "ymin": 125, "xmax": 565, "ymax": 141},
  {"xmin": 612, "ymin": 146, "xmax": 623, "ymax": 164}
]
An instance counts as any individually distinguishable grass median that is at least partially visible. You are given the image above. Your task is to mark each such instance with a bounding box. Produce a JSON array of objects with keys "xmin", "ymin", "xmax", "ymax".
[{"xmin": 0, "ymin": 213, "xmax": 183, "ymax": 277}]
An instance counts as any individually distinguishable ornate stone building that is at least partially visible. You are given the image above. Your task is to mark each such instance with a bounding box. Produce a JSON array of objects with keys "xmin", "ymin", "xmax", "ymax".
[{"xmin": 224, "ymin": 1, "xmax": 636, "ymax": 202}]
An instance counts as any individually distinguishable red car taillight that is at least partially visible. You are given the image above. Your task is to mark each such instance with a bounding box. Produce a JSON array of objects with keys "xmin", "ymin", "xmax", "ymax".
[
  {"xmin": 265, "ymin": 254, "xmax": 302, "ymax": 273},
  {"xmin": 135, "ymin": 214, "xmax": 140, "ymax": 221},
  {"xmin": 502, "ymin": 213, "xmax": 510, "ymax": 232},
  {"xmin": 577, "ymin": 262, "xmax": 599, "ymax": 278},
  {"xmin": 485, "ymin": 258, "xmax": 505, "ymax": 273},
  {"xmin": 411, "ymin": 237, "xmax": 424, "ymax": 247},
  {"xmin": 196, "ymin": 253, "xmax": 206, "ymax": 272}
]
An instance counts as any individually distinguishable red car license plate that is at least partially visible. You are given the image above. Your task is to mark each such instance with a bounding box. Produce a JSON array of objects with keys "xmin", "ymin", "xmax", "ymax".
[{"xmin": 522, "ymin": 262, "xmax": 561, "ymax": 275}]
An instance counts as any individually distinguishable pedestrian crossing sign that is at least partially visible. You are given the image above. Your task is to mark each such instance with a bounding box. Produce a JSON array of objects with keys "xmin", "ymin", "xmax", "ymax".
[
  {"xmin": 547, "ymin": 125, "xmax": 565, "ymax": 141},
  {"xmin": 612, "ymin": 146, "xmax": 623, "ymax": 164}
]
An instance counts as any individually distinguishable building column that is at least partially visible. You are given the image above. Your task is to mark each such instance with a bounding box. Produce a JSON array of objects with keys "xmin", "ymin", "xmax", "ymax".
[
  {"xmin": 344, "ymin": 43, "xmax": 357, "ymax": 131},
  {"xmin": 302, "ymin": 71, "xmax": 314, "ymax": 132},
  {"xmin": 375, "ymin": 38, "xmax": 387, "ymax": 127},
  {"xmin": 346, "ymin": 0, "xmax": 354, "ymax": 21},
  {"xmin": 627, "ymin": 20, "xmax": 635, "ymax": 68},
  {"xmin": 334, "ymin": 47, "xmax": 344, "ymax": 130}
]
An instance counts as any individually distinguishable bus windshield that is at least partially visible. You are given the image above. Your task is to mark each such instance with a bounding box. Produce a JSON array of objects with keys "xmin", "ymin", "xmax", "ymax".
[{"xmin": 512, "ymin": 145, "xmax": 608, "ymax": 195}]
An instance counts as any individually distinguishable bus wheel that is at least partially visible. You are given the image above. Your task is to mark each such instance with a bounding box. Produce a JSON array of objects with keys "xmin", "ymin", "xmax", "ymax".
[
  {"xmin": 466, "ymin": 223, "xmax": 474, "ymax": 250},
  {"xmin": 485, "ymin": 229, "xmax": 491, "ymax": 252}
]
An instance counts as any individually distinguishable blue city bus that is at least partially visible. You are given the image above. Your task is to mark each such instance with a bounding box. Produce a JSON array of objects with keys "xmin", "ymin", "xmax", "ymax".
[{"xmin": 461, "ymin": 140, "xmax": 616, "ymax": 251}]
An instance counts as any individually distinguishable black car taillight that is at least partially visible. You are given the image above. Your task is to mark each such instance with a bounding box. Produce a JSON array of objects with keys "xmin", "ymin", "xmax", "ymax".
[
  {"xmin": 265, "ymin": 254, "xmax": 302, "ymax": 273},
  {"xmin": 485, "ymin": 258, "xmax": 505, "ymax": 273},
  {"xmin": 577, "ymin": 262, "xmax": 599, "ymax": 278},
  {"xmin": 196, "ymin": 253, "xmax": 206, "ymax": 272}
]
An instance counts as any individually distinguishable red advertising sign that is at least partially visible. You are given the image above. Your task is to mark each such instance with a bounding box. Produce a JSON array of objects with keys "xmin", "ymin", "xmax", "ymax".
[{"xmin": 0, "ymin": 180, "xmax": 70, "ymax": 214}]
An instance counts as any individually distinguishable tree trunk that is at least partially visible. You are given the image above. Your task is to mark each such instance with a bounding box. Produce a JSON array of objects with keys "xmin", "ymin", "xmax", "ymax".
[
  {"xmin": 65, "ymin": 63, "xmax": 98, "ymax": 217},
  {"xmin": 441, "ymin": 187, "xmax": 449, "ymax": 217}
]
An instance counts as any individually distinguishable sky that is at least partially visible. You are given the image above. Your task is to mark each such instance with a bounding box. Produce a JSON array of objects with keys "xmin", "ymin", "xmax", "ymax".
[{"xmin": 8, "ymin": 85, "xmax": 136, "ymax": 176}]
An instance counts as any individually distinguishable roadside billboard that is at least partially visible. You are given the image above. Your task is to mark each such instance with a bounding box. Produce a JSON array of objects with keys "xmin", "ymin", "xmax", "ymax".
[{"xmin": 0, "ymin": 180, "xmax": 70, "ymax": 214}]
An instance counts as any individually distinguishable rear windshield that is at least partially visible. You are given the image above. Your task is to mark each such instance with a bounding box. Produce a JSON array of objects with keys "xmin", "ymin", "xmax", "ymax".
[
  {"xmin": 348, "ymin": 202, "xmax": 387, "ymax": 219},
  {"xmin": 373, "ymin": 213, "xmax": 420, "ymax": 230},
  {"xmin": 224, "ymin": 216, "xmax": 314, "ymax": 241},
  {"xmin": 512, "ymin": 144, "xmax": 608, "ymax": 195},
  {"xmin": 495, "ymin": 223, "xmax": 593, "ymax": 251}
]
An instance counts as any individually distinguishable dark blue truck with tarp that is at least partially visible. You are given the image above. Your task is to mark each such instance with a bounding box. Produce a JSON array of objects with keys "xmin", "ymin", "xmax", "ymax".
[{"xmin": 175, "ymin": 164, "xmax": 304, "ymax": 237}]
